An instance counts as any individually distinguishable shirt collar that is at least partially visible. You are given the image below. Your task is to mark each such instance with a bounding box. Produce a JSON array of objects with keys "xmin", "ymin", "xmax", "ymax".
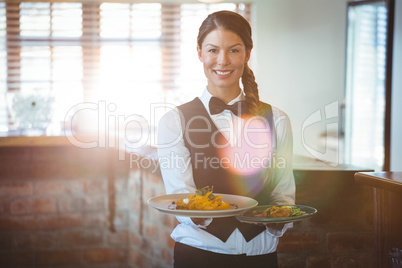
[{"xmin": 199, "ymin": 88, "xmax": 245, "ymax": 115}]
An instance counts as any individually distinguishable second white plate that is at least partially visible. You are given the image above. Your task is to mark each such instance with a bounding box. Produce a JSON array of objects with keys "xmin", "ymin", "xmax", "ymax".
[
  {"xmin": 147, "ymin": 193, "xmax": 258, "ymax": 218},
  {"xmin": 236, "ymin": 205, "xmax": 318, "ymax": 223}
]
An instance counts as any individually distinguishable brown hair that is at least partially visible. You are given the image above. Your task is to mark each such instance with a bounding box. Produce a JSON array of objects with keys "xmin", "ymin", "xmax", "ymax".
[{"xmin": 197, "ymin": 10, "xmax": 260, "ymax": 115}]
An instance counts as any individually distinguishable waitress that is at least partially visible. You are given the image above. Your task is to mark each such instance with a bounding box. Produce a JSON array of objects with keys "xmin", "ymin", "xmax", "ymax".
[{"xmin": 157, "ymin": 10, "xmax": 295, "ymax": 268}]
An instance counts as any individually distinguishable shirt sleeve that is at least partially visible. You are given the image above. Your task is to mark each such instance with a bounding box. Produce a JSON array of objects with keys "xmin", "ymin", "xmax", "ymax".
[
  {"xmin": 157, "ymin": 108, "xmax": 206, "ymax": 227},
  {"xmin": 264, "ymin": 109, "xmax": 296, "ymax": 236},
  {"xmin": 266, "ymin": 108, "xmax": 296, "ymax": 205}
]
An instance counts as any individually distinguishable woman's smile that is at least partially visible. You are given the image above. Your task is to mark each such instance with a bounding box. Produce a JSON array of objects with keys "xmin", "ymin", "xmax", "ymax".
[{"xmin": 214, "ymin": 69, "xmax": 233, "ymax": 76}]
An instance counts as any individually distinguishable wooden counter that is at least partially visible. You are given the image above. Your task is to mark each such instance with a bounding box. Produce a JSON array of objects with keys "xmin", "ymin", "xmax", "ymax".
[
  {"xmin": 355, "ymin": 172, "xmax": 402, "ymax": 194},
  {"xmin": 355, "ymin": 172, "xmax": 402, "ymax": 268},
  {"xmin": 0, "ymin": 135, "xmax": 71, "ymax": 147},
  {"xmin": 293, "ymin": 156, "xmax": 374, "ymax": 230},
  {"xmin": 0, "ymin": 135, "xmax": 110, "ymax": 147},
  {"xmin": 293, "ymin": 154, "xmax": 373, "ymax": 171}
]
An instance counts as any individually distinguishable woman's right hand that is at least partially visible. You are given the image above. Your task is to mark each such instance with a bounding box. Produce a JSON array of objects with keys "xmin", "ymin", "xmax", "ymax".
[{"xmin": 191, "ymin": 218, "xmax": 212, "ymax": 227}]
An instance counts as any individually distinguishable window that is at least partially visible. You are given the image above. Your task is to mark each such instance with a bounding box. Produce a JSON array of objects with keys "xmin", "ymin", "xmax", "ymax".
[
  {"xmin": 0, "ymin": 1, "xmax": 250, "ymax": 135},
  {"xmin": 344, "ymin": 1, "xmax": 388, "ymax": 171}
]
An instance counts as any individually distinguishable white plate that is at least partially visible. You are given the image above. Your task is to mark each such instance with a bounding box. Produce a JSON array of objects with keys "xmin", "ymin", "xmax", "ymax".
[
  {"xmin": 236, "ymin": 205, "xmax": 318, "ymax": 224},
  {"xmin": 147, "ymin": 193, "xmax": 258, "ymax": 218}
]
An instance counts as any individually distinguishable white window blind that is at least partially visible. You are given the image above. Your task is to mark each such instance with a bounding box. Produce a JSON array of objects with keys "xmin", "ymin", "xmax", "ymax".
[
  {"xmin": 0, "ymin": 1, "xmax": 250, "ymax": 135},
  {"xmin": 0, "ymin": 2, "xmax": 6, "ymax": 131},
  {"xmin": 344, "ymin": 2, "xmax": 387, "ymax": 171}
]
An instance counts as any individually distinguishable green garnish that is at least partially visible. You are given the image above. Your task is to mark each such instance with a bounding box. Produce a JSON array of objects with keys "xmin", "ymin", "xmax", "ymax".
[
  {"xmin": 285, "ymin": 206, "xmax": 306, "ymax": 216},
  {"xmin": 195, "ymin": 186, "xmax": 213, "ymax": 196}
]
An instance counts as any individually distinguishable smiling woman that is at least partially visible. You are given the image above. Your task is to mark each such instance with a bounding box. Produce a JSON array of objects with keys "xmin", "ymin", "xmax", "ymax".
[
  {"xmin": 0, "ymin": 1, "xmax": 251, "ymax": 135},
  {"xmin": 157, "ymin": 10, "xmax": 295, "ymax": 268}
]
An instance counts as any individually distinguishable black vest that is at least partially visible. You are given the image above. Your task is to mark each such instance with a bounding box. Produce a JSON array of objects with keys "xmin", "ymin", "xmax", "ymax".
[{"xmin": 177, "ymin": 97, "xmax": 276, "ymax": 242}]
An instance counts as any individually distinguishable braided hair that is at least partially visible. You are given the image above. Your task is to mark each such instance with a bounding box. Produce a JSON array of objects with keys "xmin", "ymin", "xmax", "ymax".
[{"xmin": 197, "ymin": 11, "xmax": 261, "ymax": 115}]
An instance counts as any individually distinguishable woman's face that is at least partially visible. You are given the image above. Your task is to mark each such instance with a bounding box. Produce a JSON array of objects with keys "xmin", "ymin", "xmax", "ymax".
[{"xmin": 197, "ymin": 29, "xmax": 250, "ymax": 97}]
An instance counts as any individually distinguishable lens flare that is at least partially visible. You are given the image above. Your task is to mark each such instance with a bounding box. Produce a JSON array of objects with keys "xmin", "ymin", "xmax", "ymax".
[{"xmin": 217, "ymin": 115, "xmax": 273, "ymax": 176}]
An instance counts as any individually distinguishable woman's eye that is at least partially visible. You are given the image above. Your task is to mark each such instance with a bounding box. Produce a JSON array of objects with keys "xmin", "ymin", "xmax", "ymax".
[
  {"xmin": 230, "ymin": 49, "xmax": 239, "ymax": 53},
  {"xmin": 208, "ymin": 49, "xmax": 218, "ymax": 53}
]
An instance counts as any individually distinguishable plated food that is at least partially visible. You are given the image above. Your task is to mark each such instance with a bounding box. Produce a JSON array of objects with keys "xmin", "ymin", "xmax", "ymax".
[
  {"xmin": 168, "ymin": 187, "xmax": 234, "ymax": 211},
  {"xmin": 147, "ymin": 191, "xmax": 258, "ymax": 218},
  {"xmin": 236, "ymin": 205, "xmax": 317, "ymax": 224},
  {"xmin": 261, "ymin": 205, "xmax": 306, "ymax": 218}
]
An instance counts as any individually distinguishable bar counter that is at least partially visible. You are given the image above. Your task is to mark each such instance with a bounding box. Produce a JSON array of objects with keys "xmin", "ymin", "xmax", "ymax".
[
  {"xmin": 0, "ymin": 135, "xmax": 98, "ymax": 147},
  {"xmin": 355, "ymin": 172, "xmax": 402, "ymax": 194},
  {"xmin": 355, "ymin": 172, "xmax": 402, "ymax": 268}
]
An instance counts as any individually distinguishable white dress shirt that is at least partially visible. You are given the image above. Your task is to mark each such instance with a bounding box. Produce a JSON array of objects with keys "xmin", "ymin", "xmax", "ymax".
[{"xmin": 157, "ymin": 88, "xmax": 295, "ymax": 256}]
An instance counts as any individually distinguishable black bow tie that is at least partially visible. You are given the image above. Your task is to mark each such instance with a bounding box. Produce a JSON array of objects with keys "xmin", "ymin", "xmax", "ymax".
[{"xmin": 209, "ymin": 96, "xmax": 248, "ymax": 117}]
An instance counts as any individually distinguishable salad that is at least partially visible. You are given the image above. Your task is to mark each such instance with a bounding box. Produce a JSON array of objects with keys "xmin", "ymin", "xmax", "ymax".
[{"xmin": 259, "ymin": 205, "xmax": 306, "ymax": 218}]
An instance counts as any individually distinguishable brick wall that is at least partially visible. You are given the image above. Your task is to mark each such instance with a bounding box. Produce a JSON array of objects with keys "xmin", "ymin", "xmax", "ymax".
[
  {"xmin": 0, "ymin": 147, "xmax": 375, "ymax": 268},
  {"xmin": 128, "ymin": 160, "xmax": 176, "ymax": 268},
  {"xmin": 0, "ymin": 146, "xmax": 175, "ymax": 268}
]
